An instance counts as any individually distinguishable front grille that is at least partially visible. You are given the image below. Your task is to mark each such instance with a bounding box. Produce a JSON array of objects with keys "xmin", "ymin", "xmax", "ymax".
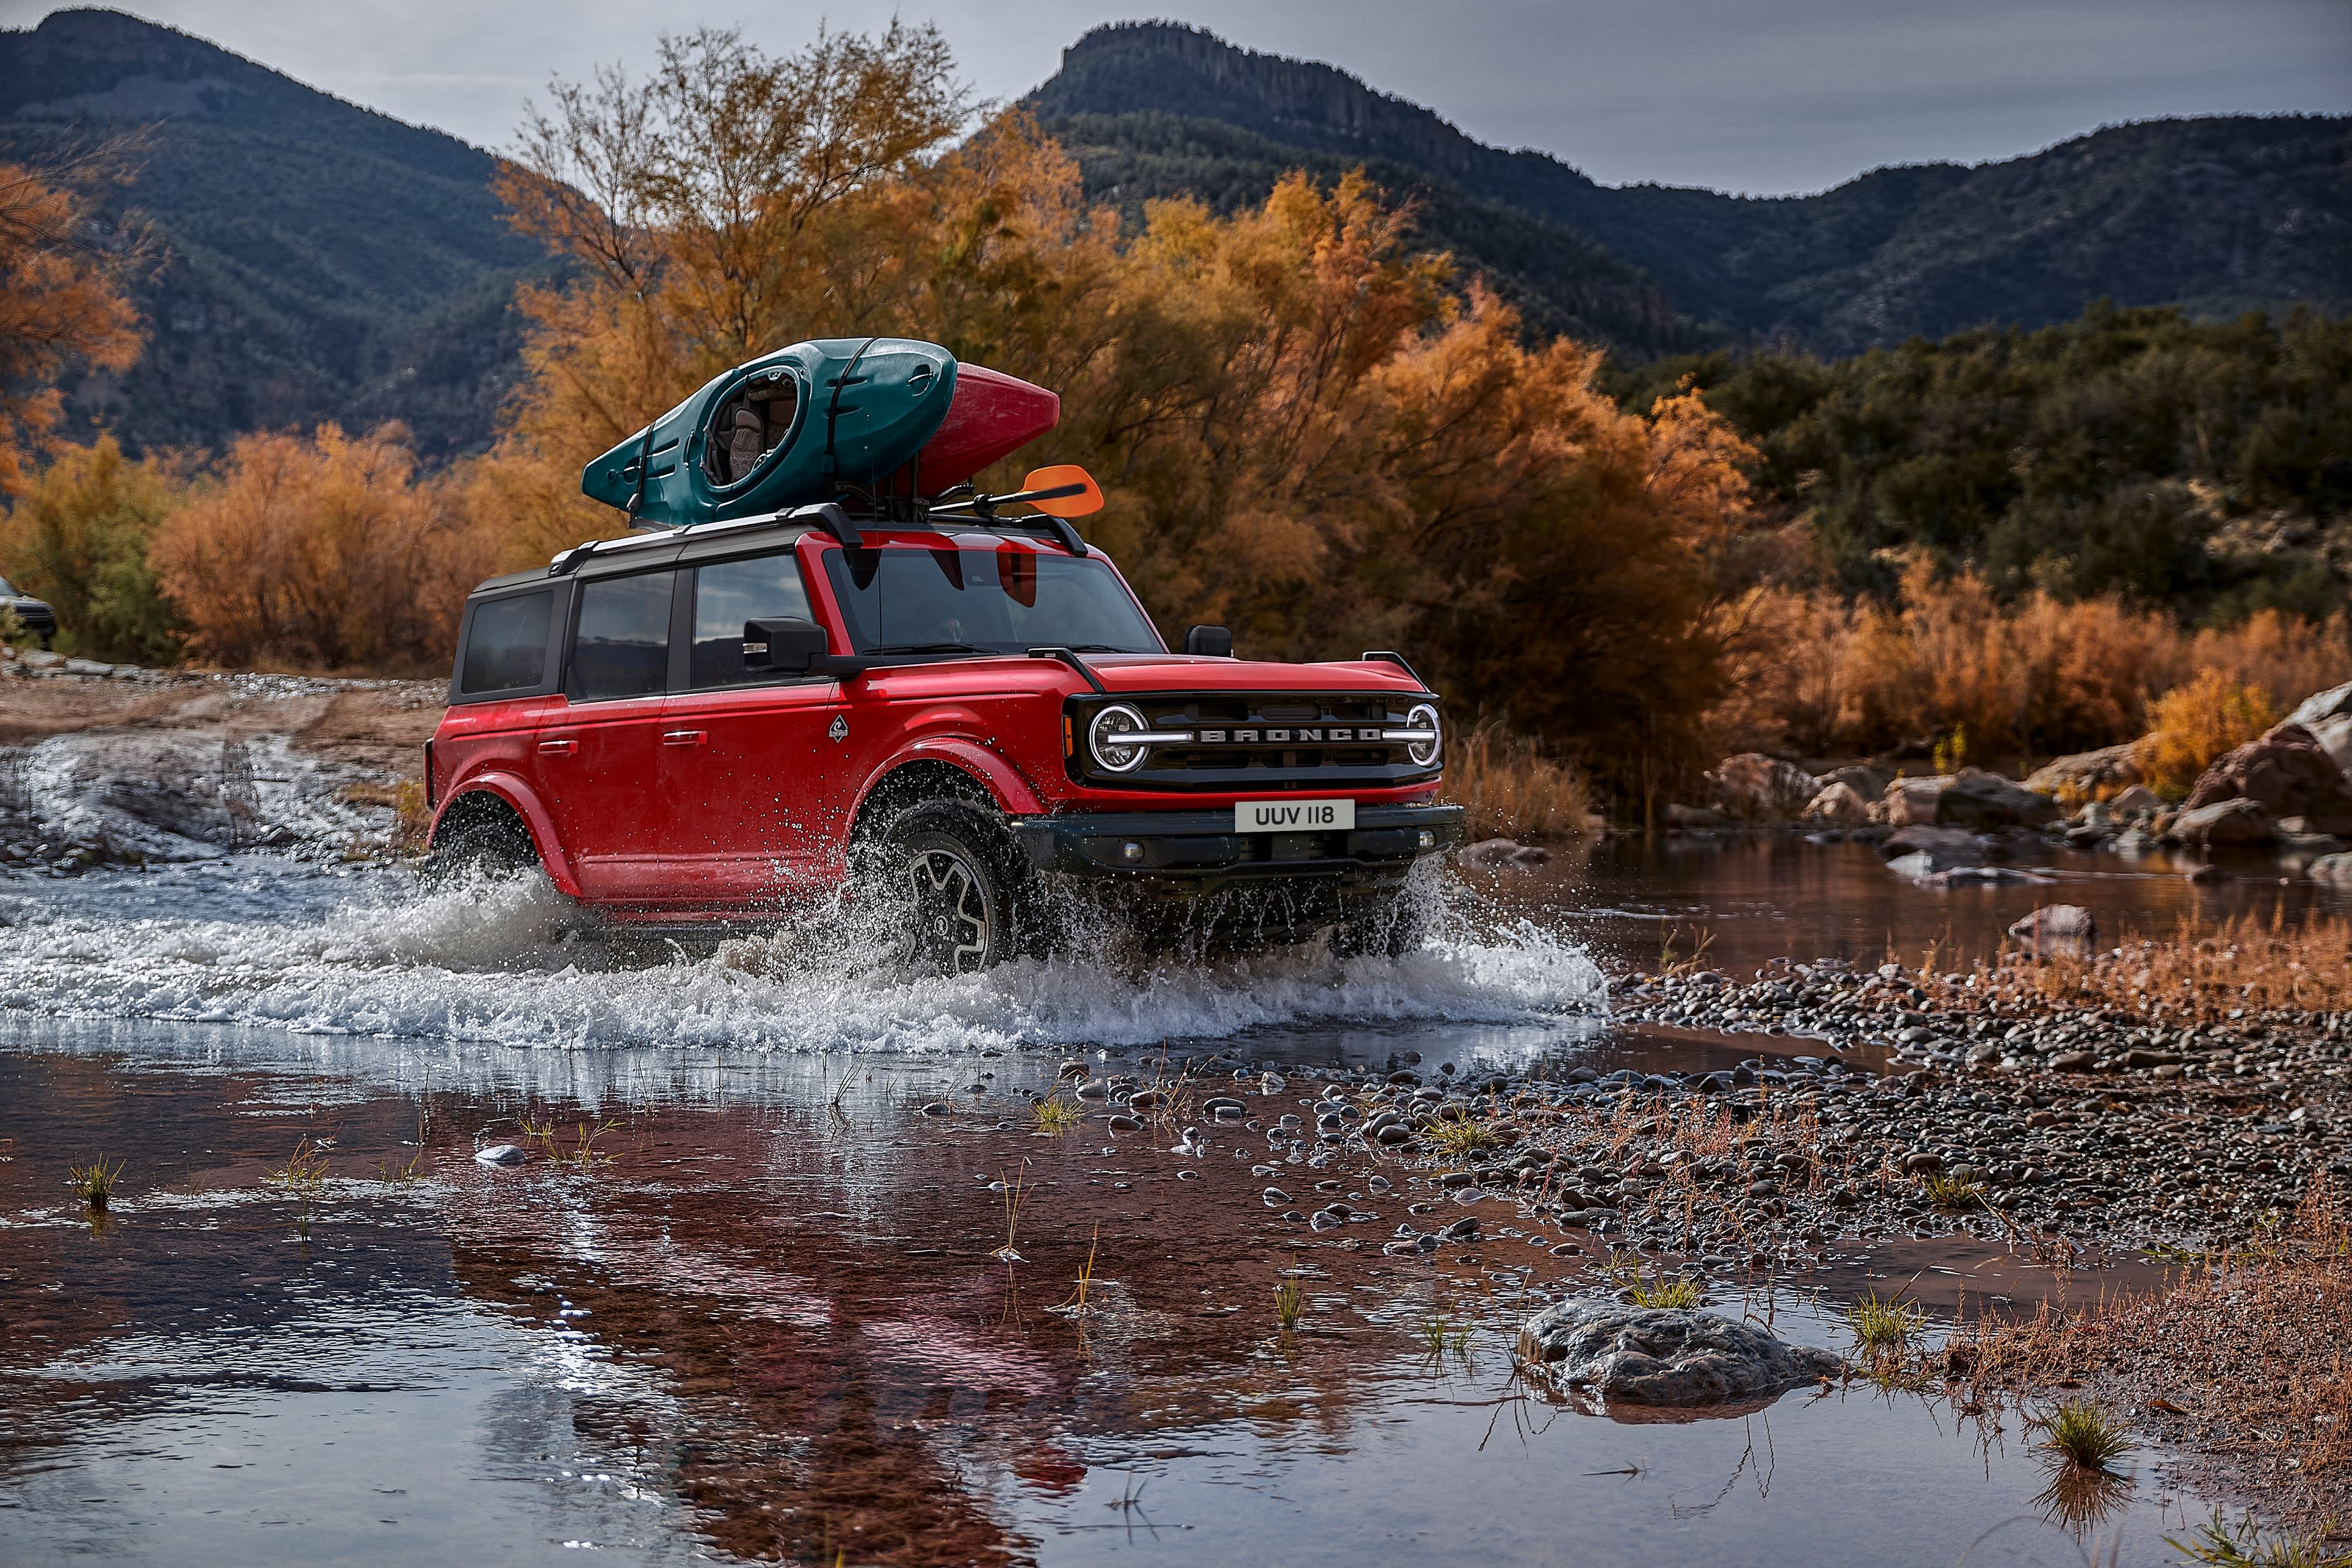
[{"xmin": 1069, "ymin": 691, "xmax": 1437, "ymax": 792}]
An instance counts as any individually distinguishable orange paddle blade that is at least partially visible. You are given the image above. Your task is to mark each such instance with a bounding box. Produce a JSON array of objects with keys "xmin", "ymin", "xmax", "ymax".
[{"xmin": 1020, "ymin": 464, "xmax": 1102, "ymax": 518}]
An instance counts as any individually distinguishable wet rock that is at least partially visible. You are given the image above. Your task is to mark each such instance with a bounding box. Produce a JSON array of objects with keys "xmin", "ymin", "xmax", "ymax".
[
  {"xmin": 2009, "ymin": 905, "xmax": 2097, "ymax": 941},
  {"xmin": 1665, "ymin": 802, "xmax": 1728, "ymax": 830},
  {"xmin": 2173, "ymin": 798, "xmax": 2274, "ymax": 847},
  {"xmin": 1938, "ymin": 767, "xmax": 2063, "ymax": 830},
  {"xmin": 1519, "ymin": 1299, "xmax": 1843, "ymax": 1407},
  {"xmin": 2109, "ymin": 785, "xmax": 2164, "ymax": 818},
  {"xmin": 1459, "ymin": 837, "xmax": 1553, "ymax": 869},
  {"xmin": 1802, "ymin": 781, "xmax": 1872, "ymax": 826},
  {"xmin": 2183, "ymin": 722, "xmax": 2352, "ymax": 835},
  {"xmin": 1707, "ymin": 754, "xmax": 1818, "ymax": 822},
  {"xmin": 2310, "ymin": 853, "xmax": 2352, "ymax": 885},
  {"xmin": 2025, "ymin": 742, "xmax": 2143, "ymax": 800},
  {"xmin": 2187, "ymin": 863, "xmax": 2230, "ymax": 885},
  {"xmin": 474, "ymin": 1143, "xmax": 527, "ymax": 1165},
  {"xmin": 2285, "ymin": 681, "xmax": 2352, "ymax": 777},
  {"xmin": 1879, "ymin": 825, "xmax": 1986, "ymax": 871}
]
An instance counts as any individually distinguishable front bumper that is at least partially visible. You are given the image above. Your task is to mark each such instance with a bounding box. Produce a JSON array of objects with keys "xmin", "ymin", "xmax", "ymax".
[{"xmin": 1011, "ymin": 802, "xmax": 1466, "ymax": 888}]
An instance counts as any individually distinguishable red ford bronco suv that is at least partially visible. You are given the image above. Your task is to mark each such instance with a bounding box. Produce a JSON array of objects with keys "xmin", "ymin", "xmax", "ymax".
[{"xmin": 424, "ymin": 339, "xmax": 1464, "ymax": 971}]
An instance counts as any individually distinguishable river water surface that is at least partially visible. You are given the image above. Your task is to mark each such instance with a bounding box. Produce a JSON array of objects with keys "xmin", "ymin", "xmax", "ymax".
[{"xmin": 3, "ymin": 835, "xmax": 2341, "ymax": 1565}]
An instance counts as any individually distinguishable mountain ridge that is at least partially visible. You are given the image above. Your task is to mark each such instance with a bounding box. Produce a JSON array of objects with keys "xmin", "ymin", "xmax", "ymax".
[
  {"xmin": 1030, "ymin": 22, "xmax": 2352, "ymax": 351},
  {"xmin": 0, "ymin": 7, "xmax": 549, "ymax": 462}
]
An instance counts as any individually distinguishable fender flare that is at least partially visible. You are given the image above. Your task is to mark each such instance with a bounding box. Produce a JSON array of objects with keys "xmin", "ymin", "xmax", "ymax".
[
  {"xmin": 429, "ymin": 771, "xmax": 583, "ymax": 897},
  {"xmin": 857, "ymin": 737, "xmax": 1048, "ymax": 819}
]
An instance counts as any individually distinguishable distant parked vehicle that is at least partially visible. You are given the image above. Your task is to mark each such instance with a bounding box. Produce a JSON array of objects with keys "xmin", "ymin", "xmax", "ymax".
[{"xmin": 0, "ymin": 577, "xmax": 55, "ymax": 648}]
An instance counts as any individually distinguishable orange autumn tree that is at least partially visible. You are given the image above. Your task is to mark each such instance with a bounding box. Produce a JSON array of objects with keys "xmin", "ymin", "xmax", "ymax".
[
  {"xmin": 153, "ymin": 423, "xmax": 497, "ymax": 671},
  {"xmin": 477, "ymin": 27, "xmax": 1762, "ymax": 797},
  {"xmin": 0, "ymin": 148, "xmax": 146, "ymax": 497}
]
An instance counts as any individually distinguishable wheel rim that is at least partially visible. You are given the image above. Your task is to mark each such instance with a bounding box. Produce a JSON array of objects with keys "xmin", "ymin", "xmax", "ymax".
[{"xmin": 902, "ymin": 846, "xmax": 991, "ymax": 974}]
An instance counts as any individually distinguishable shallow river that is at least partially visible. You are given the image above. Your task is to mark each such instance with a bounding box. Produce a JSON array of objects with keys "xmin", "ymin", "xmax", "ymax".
[{"xmin": 3, "ymin": 837, "xmax": 2340, "ymax": 1565}]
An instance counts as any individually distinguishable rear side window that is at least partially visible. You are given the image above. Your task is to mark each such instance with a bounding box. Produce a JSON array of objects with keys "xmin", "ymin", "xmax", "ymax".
[
  {"xmin": 460, "ymin": 591, "xmax": 554, "ymax": 695},
  {"xmin": 691, "ymin": 552, "xmax": 814, "ymax": 687},
  {"xmin": 571, "ymin": 572, "xmax": 675, "ymax": 700}
]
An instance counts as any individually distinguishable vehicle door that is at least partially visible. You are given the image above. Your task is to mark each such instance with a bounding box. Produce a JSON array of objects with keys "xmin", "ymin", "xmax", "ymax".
[
  {"xmin": 661, "ymin": 545, "xmax": 839, "ymax": 904},
  {"xmin": 534, "ymin": 566, "xmax": 679, "ymax": 902}
]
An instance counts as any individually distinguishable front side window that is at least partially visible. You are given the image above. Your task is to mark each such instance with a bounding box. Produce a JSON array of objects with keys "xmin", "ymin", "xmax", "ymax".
[
  {"xmin": 460, "ymin": 590, "xmax": 553, "ymax": 695},
  {"xmin": 691, "ymin": 552, "xmax": 815, "ymax": 687},
  {"xmin": 571, "ymin": 572, "xmax": 673, "ymax": 700},
  {"xmin": 823, "ymin": 543, "xmax": 1162, "ymax": 655}
]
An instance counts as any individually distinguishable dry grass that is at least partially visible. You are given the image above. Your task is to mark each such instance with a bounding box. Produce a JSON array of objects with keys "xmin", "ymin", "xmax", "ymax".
[
  {"xmin": 1032, "ymin": 1096, "xmax": 1083, "ymax": 1135},
  {"xmin": 2139, "ymin": 668, "xmax": 2280, "ymax": 799},
  {"xmin": 1936, "ymin": 1176, "xmax": 2352, "ymax": 1525},
  {"xmin": 2038, "ymin": 1399, "xmax": 2132, "ymax": 1471},
  {"xmin": 1920, "ymin": 912, "xmax": 2352, "ymax": 1022},
  {"xmin": 1274, "ymin": 1276, "xmax": 1305, "ymax": 1331},
  {"xmin": 1441, "ymin": 718, "xmax": 1593, "ymax": 841},
  {"xmin": 1714, "ymin": 561, "xmax": 2350, "ymax": 761}
]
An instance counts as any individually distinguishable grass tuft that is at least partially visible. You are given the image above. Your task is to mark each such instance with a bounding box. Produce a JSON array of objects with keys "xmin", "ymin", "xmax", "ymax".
[
  {"xmin": 1032, "ymin": 1096, "xmax": 1083, "ymax": 1135},
  {"xmin": 2167, "ymin": 1510, "xmax": 2352, "ymax": 1568},
  {"xmin": 1921, "ymin": 1173, "xmax": 1986, "ymax": 1211},
  {"xmin": 1626, "ymin": 1276, "xmax": 1705, "ymax": 1311},
  {"xmin": 2038, "ymin": 1399, "xmax": 2131, "ymax": 1473},
  {"xmin": 1273, "ymin": 1277, "xmax": 1304, "ymax": 1332},
  {"xmin": 67, "ymin": 1156, "xmax": 124, "ymax": 1209},
  {"xmin": 1847, "ymin": 1291, "xmax": 1927, "ymax": 1359},
  {"xmin": 1425, "ymin": 1119, "xmax": 1499, "ymax": 1158}
]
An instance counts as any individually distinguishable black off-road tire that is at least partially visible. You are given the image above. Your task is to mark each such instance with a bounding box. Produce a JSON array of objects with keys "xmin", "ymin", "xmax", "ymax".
[
  {"xmin": 858, "ymin": 798, "xmax": 1036, "ymax": 975},
  {"xmin": 425, "ymin": 795, "xmax": 539, "ymax": 883}
]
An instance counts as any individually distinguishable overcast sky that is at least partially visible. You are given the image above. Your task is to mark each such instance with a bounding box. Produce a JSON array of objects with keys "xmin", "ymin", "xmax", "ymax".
[{"xmin": 4, "ymin": 0, "xmax": 2346, "ymax": 194}]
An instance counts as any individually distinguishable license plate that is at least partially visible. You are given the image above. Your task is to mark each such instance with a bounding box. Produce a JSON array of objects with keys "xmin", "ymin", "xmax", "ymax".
[{"xmin": 1234, "ymin": 798, "xmax": 1355, "ymax": 833}]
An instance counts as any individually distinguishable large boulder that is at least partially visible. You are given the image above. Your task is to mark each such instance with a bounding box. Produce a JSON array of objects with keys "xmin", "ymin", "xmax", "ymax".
[
  {"xmin": 2024, "ymin": 742, "xmax": 2144, "ymax": 801},
  {"xmin": 1801, "ymin": 781, "xmax": 1872, "ymax": 826},
  {"xmin": 2309, "ymin": 852, "xmax": 2352, "ymax": 885},
  {"xmin": 1519, "ymin": 1298, "xmax": 1844, "ymax": 1408},
  {"xmin": 1883, "ymin": 775, "xmax": 1953, "ymax": 826},
  {"xmin": 2108, "ymin": 785, "xmax": 2164, "ymax": 818},
  {"xmin": 1706, "ymin": 754, "xmax": 1818, "ymax": 822},
  {"xmin": 2173, "ymin": 797, "xmax": 2274, "ymax": 846},
  {"xmin": 2287, "ymin": 682, "xmax": 2352, "ymax": 777},
  {"xmin": 2009, "ymin": 904, "xmax": 2097, "ymax": 940},
  {"xmin": 1816, "ymin": 763, "xmax": 1890, "ymax": 802},
  {"xmin": 1937, "ymin": 767, "xmax": 2064, "ymax": 829},
  {"xmin": 2183, "ymin": 722, "xmax": 2352, "ymax": 835}
]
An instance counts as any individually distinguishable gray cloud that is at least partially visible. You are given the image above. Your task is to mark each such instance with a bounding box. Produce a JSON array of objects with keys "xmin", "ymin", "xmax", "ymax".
[{"xmin": 2, "ymin": 0, "xmax": 2344, "ymax": 193}]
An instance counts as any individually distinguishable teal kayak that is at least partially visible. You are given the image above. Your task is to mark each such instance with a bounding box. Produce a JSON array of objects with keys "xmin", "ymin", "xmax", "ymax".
[{"xmin": 581, "ymin": 338, "xmax": 958, "ymax": 528}]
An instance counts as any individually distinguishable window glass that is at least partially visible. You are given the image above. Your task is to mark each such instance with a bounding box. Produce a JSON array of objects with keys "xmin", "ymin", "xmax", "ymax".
[
  {"xmin": 458, "ymin": 590, "xmax": 553, "ymax": 695},
  {"xmin": 691, "ymin": 552, "xmax": 815, "ymax": 687},
  {"xmin": 823, "ymin": 544, "xmax": 1161, "ymax": 654},
  {"xmin": 571, "ymin": 572, "xmax": 673, "ymax": 700}
]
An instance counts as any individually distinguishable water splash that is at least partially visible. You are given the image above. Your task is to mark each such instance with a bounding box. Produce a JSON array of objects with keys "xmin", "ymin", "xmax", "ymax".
[{"xmin": 0, "ymin": 860, "xmax": 1606, "ymax": 1052}]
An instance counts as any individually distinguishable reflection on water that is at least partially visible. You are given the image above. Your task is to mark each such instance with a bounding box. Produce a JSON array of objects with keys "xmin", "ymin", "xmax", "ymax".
[
  {"xmin": 1499, "ymin": 832, "xmax": 2347, "ymax": 975},
  {"xmin": 3, "ymin": 1024, "xmax": 2204, "ymax": 1566},
  {"xmin": 4, "ymin": 836, "xmax": 2319, "ymax": 1561}
]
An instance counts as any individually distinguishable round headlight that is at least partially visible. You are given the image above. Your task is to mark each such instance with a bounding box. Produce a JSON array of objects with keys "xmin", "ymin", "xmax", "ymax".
[
  {"xmin": 1087, "ymin": 703, "xmax": 1151, "ymax": 773},
  {"xmin": 1405, "ymin": 701, "xmax": 1441, "ymax": 768}
]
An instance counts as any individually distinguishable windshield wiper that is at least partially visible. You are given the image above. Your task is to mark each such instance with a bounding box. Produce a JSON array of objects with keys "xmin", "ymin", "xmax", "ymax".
[{"xmin": 864, "ymin": 642, "xmax": 989, "ymax": 655}]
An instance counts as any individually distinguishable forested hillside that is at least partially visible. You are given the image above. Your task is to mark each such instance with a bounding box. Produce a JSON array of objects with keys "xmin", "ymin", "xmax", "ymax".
[
  {"xmin": 0, "ymin": 8, "xmax": 550, "ymax": 461},
  {"xmin": 1032, "ymin": 23, "xmax": 2352, "ymax": 353}
]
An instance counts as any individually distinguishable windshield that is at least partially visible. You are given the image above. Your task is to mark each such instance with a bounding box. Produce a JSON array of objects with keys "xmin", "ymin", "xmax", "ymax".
[
  {"xmin": 0, "ymin": 578, "xmax": 15, "ymax": 597},
  {"xmin": 824, "ymin": 543, "xmax": 1163, "ymax": 655}
]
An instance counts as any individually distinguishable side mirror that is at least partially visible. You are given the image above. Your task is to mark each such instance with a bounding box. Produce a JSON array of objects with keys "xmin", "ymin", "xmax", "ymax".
[
  {"xmin": 745, "ymin": 616, "xmax": 831, "ymax": 674},
  {"xmin": 1183, "ymin": 624, "xmax": 1233, "ymax": 658}
]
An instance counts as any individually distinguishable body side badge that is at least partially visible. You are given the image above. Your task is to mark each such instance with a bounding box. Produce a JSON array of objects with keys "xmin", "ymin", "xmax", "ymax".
[{"xmin": 828, "ymin": 715, "xmax": 848, "ymax": 742}]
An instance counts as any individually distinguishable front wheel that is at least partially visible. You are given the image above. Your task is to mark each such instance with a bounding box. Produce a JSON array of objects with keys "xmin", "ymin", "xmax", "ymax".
[{"xmin": 861, "ymin": 801, "xmax": 1027, "ymax": 975}]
